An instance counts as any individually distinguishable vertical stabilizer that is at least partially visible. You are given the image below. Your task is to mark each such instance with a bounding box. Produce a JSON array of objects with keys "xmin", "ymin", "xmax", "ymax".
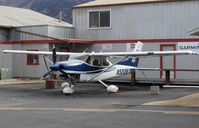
[
  {"xmin": 117, "ymin": 41, "xmax": 143, "ymax": 67},
  {"xmin": 133, "ymin": 41, "xmax": 143, "ymax": 52}
]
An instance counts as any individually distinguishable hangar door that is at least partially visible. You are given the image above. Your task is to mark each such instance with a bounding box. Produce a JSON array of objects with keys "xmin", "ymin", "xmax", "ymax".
[{"xmin": 160, "ymin": 44, "xmax": 176, "ymax": 79}]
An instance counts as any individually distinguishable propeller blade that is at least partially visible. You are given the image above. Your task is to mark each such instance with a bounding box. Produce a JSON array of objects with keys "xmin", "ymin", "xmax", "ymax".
[
  {"xmin": 43, "ymin": 56, "xmax": 50, "ymax": 72},
  {"xmin": 42, "ymin": 70, "xmax": 53, "ymax": 78},
  {"xmin": 52, "ymin": 44, "xmax": 57, "ymax": 64}
]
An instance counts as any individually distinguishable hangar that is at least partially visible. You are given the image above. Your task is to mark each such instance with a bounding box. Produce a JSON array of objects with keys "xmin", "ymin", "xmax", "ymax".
[
  {"xmin": 73, "ymin": 0, "xmax": 199, "ymax": 82},
  {"xmin": 1, "ymin": 0, "xmax": 199, "ymax": 83}
]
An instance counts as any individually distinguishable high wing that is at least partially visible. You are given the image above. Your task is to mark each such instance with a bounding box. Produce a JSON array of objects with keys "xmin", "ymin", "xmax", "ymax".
[
  {"xmin": 3, "ymin": 50, "xmax": 196, "ymax": 57},
  {"xmin": 2, "ymin": 50, "xmax": 86, "ymax": 56},
  {"xmin": 89, "ymin": 51, "xmax": 196, "ymax": 57}
]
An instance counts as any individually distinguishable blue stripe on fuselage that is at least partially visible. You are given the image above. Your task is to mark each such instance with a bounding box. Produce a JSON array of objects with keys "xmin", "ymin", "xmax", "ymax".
[{"xmin": 50, "ymin": 60, "xmax": 105, "ymax": 73}]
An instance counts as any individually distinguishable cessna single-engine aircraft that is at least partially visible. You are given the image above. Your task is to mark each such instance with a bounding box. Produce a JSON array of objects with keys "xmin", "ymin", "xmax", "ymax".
[{"xmin": 2, "ymin": 42, "xmax": 196, "ymax": 94}]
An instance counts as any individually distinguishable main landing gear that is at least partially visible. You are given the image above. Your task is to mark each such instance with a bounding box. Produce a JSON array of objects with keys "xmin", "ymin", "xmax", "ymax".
[
  {"xmin": 60, "ymin": 74, "xmax": 119, "ymax": 94},
  {"xmin": 61, "ymin": 80, "xmax": 119, "ymax": 95},
  {"xmin": 98, "ymin": 80, "xmax": 119, "ymax": 93}
]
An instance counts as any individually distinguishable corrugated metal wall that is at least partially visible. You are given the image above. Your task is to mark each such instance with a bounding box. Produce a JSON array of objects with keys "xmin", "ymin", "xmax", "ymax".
[
  {"xmin": 12, "ymin": 43, "xmax": 50, "ymax": 78},
  {"xmin": 73, "ymin": 1, "xmax": 199, "ymax": 40},
  {"xmin": 9, "ymin": 25, "xmax": 74, "ymax": 41},
  {"xmin": 0, "ymin": 28, "xmax": 8, "ymax": 41},
  {"xmin": 9, "ymin": 26, "xmax": 48, "ymax": 41},
  {"xmin": 6, "ymin": 25, "xmax": 74, "ymax": 78},
  {"xmin": 48, "ymin": 26, "xmax": 74, "ymax": 39},
  {"xmin": 0, "ymin": 44, "xmax": 13, "ymax": 73},
  {"xmin": 0, "ymin": 28, "xmax": 12, "ymax": 73}
]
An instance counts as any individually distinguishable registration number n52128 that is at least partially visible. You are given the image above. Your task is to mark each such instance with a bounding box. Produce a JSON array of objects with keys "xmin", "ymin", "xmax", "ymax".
[{"xmin": 116, "ymin": 69, "xmax": 130, "ymax": 75}]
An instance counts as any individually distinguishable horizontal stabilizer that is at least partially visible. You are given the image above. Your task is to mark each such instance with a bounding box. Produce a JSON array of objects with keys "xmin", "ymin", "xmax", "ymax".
[{"xmin": 132, "ymin": 67, "xmax": 160, "ymax": 71}]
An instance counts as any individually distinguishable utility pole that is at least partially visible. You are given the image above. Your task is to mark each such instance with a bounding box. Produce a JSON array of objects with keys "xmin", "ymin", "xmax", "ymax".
[{"xmin": 59, "ymin": 11, "xmax": 62, "ymax": 22}]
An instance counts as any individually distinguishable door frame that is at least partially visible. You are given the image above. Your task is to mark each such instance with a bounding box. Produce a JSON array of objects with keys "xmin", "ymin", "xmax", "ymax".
[{"xmin": 160, "ymin": 44, "xmax": 176, "ymax": 79}]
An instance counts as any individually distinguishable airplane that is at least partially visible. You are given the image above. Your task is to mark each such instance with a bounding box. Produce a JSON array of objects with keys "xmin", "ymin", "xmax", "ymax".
[{"xmin": 2, "ymin": 41, "xmax": 196, "ymax": 94}]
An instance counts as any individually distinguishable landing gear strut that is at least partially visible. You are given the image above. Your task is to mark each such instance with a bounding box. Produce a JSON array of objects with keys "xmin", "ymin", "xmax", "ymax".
[{"xmin": 60, "ymin": 74, "xmax": 80, "ymax": 95}]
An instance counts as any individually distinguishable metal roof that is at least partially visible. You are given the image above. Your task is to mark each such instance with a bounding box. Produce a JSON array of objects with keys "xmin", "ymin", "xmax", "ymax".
[
  {"xmin": 0, "ymin": 6, "xmax": 73, "ymax": 28},
  {"xmin": 74, "ymin": 0, "xmax": 188, "ymax": 8}
]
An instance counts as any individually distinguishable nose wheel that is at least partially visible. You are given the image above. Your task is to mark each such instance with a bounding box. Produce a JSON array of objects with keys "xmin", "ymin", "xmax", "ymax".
[{"xmin": 61, "ymin": 82, "xmax": 74, "ymax": 95}]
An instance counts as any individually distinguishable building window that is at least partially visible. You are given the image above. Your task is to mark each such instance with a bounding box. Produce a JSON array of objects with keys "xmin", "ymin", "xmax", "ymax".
[
  {"xmin": 27, "ymin": 50, "xmax": 39, "ymax": 65},
  {"xmin": 89, "ymin": 10, "xmax": 110, "ymax": 28}
]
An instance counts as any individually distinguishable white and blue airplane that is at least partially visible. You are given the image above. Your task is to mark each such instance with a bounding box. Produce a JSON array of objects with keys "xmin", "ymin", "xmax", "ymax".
[{"xmin": 2, "ymin": 42, "xmax": 195, "ymax": 94}]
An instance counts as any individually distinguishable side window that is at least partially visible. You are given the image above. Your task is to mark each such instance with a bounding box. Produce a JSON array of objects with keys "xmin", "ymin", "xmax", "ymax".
[
  {"xmin": 102, "ymin": 59, "xmax": 109, "ymax": 66},
  {"xmin": 27, "ymin": 50, "xmax": 39, "ymax": 65},
  {"xmin": 86, "ymin": 57, "xmax": 109, "ymax": 66},
  {"xmin": 89, "ymin": 10, "xmax": 110, "ymax": 29}
]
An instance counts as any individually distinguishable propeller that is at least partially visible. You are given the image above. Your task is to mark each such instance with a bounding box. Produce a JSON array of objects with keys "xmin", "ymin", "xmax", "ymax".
[
  {"xmin": 41, "ymin": 44, "xmax": 57, "ymax": 78},
  {"xmin": 41, "ymin": 44, "xmax": 68, "ymax": 79}
]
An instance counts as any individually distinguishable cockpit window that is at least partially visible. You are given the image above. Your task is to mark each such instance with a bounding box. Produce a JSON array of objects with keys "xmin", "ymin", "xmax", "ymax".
[
  {"xmin": 86, "ymin": 57, "xmax": 109, "ymax": 66},
  {"xmin": 86, "ymin": 56, "xmax": 91, "ymax": 64}
]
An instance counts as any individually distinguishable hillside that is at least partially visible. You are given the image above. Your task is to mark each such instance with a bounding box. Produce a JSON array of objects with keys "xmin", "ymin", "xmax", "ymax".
[{"xmin": 0, "ymin": 0, "xmax": 93, "ymax": 23}]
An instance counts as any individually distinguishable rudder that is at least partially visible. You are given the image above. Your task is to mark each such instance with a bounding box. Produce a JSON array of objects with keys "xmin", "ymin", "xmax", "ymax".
[{"xmin": 117, "ymin": 41, "xmax": 143, "ymax": 67}]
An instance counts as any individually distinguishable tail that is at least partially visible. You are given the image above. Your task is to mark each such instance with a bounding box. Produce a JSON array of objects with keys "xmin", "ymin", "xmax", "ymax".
[{"xmin": 117, "ymin": 41, "xmax": 143, "ymax": 67}]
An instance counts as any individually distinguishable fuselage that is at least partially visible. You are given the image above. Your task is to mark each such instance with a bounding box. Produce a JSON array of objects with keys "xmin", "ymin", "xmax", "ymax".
[
  {"xmin": 49, "ymin": 59, "xmax": 134, "ymax": 82},
  {"xmin": 79, "ymin": 65, "xmax": 133, "ymax": 82}
]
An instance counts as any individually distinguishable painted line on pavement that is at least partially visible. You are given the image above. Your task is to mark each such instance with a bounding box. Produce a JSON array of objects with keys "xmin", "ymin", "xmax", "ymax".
[{"xmin": 0, "ymin": 107, "xmax": 198, "ymax": 115}]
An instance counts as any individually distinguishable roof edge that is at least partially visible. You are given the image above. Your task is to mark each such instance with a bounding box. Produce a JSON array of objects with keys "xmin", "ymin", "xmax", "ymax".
[
  {"xmin": 2, "ymin": 38, "xmax": 199, "ymax": 45},
  {"xmin": 73, "ymin": 0, "xmax": 190, "ymax": 9},
  {"xmin": 0, "ymin": 25, "xmax": 14, "ymax": 29}
]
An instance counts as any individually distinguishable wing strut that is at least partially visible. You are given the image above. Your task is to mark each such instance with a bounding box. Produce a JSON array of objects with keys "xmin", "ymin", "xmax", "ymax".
[{"xmin": 139, "ymin": 70, "xmax": 156, "ymax": 86}]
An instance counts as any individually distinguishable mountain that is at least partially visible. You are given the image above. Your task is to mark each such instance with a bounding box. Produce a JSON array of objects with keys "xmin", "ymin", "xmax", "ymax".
[{"xmin": 0, "ymin": 0, "xmax": 94, "ymax": 23}]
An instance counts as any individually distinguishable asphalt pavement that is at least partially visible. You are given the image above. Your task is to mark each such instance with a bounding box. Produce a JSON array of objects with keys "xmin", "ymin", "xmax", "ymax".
[{"xmin": 0, "ymin": 82, "xmax": 198, "ymax": 128}]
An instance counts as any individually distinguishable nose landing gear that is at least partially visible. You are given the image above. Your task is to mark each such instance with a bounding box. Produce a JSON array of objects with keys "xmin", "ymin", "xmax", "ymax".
[{"xmin": 61, "ymin": 82, "xmax": 74, "ymax": 95}]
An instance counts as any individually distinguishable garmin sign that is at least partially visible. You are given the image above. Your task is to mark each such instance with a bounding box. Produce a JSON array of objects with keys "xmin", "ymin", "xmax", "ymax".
[{"xmin": 178, "ymin": 42, "xmax": 199, "ymax": 52}]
